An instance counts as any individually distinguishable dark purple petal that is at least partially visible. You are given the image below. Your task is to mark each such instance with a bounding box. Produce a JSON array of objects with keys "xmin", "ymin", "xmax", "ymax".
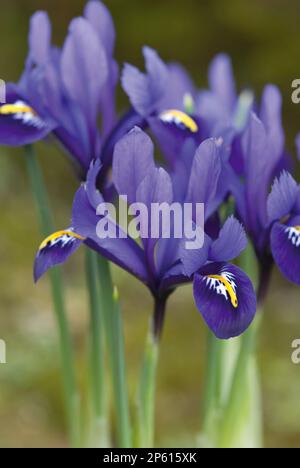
[
  {"xmin": 121, "ymin": 47, "xmax": 168, "ymax": 116},
  {"xmin": 0, "ymin": 88, "xmax": 53, "ymax": 146},
  {"xmin": 61, "ymin": 17, "xmax": 108, "ymax": 124},
  {"xmin": 296, "ymin": 134, "xmax": 300, "ymax": 162},
  {"xmin": 296, "ymin": 189, "xmax": 300, "ymax": 213},
  {"xmin": 242, "ymin": 113, "xmax": 270, "ymax": 233},
  {"xmin": 148, "ymin": 112, "xmax": 202, "ymax": 168},
  {"xmin": 100, "ymin": 108, "xmax": 147, "ymax": 174},
  {"xmin": 267, "ymin": 172, "xmax": 298, "ymax": 223},
  {"xmin": 229, "ymin": 134, "xmax": 245, "ymax": 176},
  {"xmin": 160, "ymin": 261, "xmax": 190, "ymax": 292},
  {"xmin": 171, "ymin": 139, "xmax": 197, "ymax": 202},
  {"xmin": 271, "ymin": 219, "xmax": 300, "ymax": 285},
  {"xmin": 187, "ymin": 138, "xmax": 221, "ymax": 210},
  {"xmin": 112, "ymin": 127, "xmax": 155, "ymax": 204},
  {"xmin": 210, "ymin": 216, "xmax": 247, "ymax": 262},
  {"xmin": 194, "ymin": 262, "xmax": 256, "ymax": 339},
  {"xmin": 34, "ymin": 229, "xmax": 84, "ymax": 281},
  {"xmin": 156, "ymin": 236, "xmax": 182, "ymax": 278},
  {"xmin": 84, "ymin": 0, "xmax": 115, "ymax": 57}
]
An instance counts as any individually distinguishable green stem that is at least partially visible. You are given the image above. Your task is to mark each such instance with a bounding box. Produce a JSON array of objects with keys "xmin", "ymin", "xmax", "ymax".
[
  {"xmin": 136, "ymin": 298, "xmax": 165, "ymax": 448},
  {"xmin": 85, "ymin": 248, "xmax": 108, "ymax": 447},
  {"xmin": 97, "ymin": 257, "xmax": 132, "ymax": 448},
  {"xmin": 137, "ymin": 327, "xmax": 159, "ymax": 448},
  {"xmin": 24, "ymin": 145, "xmax": 80, "ymax": 447},
  {"xmin": 218, "ymin": 321, "xmax": 258, "ymax": 447},
  {"xmin": 201, "ymin": 332, "xmax": 223, "ymax": 446},
  {"xmin": 217, "ymin": 243, "xmax": 263, "ymax": 448}
]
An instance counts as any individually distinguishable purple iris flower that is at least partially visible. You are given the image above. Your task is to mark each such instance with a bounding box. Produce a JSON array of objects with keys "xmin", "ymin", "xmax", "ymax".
[
  {"xmin": 268, "ymin": 171, "xmax": 300, "ymax": 285},
  {"xmin": 34, "ymin": 127, "xmax": 256, "ymax": 339},
  {"xmin": 121, "ymin": 46, "xmax": 207, "ymax": 167},
  {"xmin": 121, "ymin": 48, "xmax": 253, "ymax": 168},
  {"xmin": 225, "ymin": 84, "xmax": 298, "ymax": 297},
  {"xmin": 0, "ymin": 1, "xmax": 117, "ymax": 178}
]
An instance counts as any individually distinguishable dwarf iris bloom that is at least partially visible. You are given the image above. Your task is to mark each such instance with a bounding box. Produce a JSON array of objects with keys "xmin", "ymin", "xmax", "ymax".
[
  {"xmin": 34, "ymin": 127, "xmax": 256, "ymax": 339},
  {"xmin": 0, "ymin": 0, "xmax": 117, "ymax": 178}
]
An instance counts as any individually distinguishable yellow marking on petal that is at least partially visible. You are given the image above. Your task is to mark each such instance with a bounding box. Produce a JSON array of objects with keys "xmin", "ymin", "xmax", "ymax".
[
  {"xmin": 207, "ymin": 274, "xmax": 238, "ymax": 308},
  {"xmin": 159, "ymin": 109, "xmax": 198, "ymax": 133},
  {"xmin": 0, "ymin": 103, "xmax": 35, "ymax": 115},
  {"xmin": 39, "ymin": 230, "xmax": 85, "ymax": 251},
  {"xmin": 295, "ymin": 226, "xmax": 300, "ymax": 232}
]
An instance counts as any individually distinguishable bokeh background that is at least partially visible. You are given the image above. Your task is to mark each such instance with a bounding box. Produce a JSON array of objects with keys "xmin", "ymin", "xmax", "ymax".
[{"xmin": 0, "ymin": 0, "xmax": 300, "ymax": 448}]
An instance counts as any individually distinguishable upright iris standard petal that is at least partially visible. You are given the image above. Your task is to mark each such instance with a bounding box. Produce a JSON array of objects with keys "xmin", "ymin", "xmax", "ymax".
[
  {"xmin": 28, "ymin": 11, "xmax": 51, "ymax": 65},
  {"xmin": 267, "ymin": 172, "xmax": 298, "ymax": 223},
  {"xmin": 210, "ymin": 216, "xmax": 247, "ymax": 262},
  {"xmin": 34, "ymin": 229, "xmax": 85, "ymax": 282},
  {"xmin": 84, "ymin": 0, "xmax": 115, "ymax": 56},
  {"xmin": 242, "ymin": 113, "xmax": 271, "ymax": 235},
  {"xmin": 121, "ymin": 47, "xmax": 168, "ymax": 117},
  {"xmin": 193, "ymin": 262, "xmax": 256, "ymax": 339},
  {"xmin": 136, "ymin": 167, "xmax": 173, "ymax": 275},
  {"xmin": 208, "ymin": 54, "xmax": 236, "ymax": 113},
  {"xmin": 112, "ymin": 127, "xmax": 155, "ymax": 204},
  {"xmin": 260, "ymin": 84, "xmax": 284, "ymax": 159},
  {"xmin": 159, "ymin": 63, "xmax": 196, "ymax": 111},
  {"xmin": 61, "ymin": 17, "xmax": 108, "ymax": 124},
  {"xmin": 84, "ymin": 0, "xmax": 118, "ymax": 137},
  {"xmin": 187, "ymin": 138, "xmax": 221, "ymax": 210},
  {"xmin": 270, "ymin": 217, "xmax": 300, "ymax": 285},
  {"xmin": 136, "ymin": 166, "xmax": 173, "ymax": 239},
  {"xmin": 0, "ymin": 89, "xmax": 53, "ymax": 146}
]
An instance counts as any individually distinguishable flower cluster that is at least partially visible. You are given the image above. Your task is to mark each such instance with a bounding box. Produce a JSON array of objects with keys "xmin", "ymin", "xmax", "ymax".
[{"xmin": 1, "ymin": 0, "xmax": 299, "ymax": 340}]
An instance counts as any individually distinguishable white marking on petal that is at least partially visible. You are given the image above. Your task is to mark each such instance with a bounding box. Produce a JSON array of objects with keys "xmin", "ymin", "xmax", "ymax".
[
  {"xmin": 285, "ymin": 226, "xmax": 300, "ymax": 248},
  {"xmin": 12, "ymin": 100, "xmax": 46, "ymax": 129},
  {"xmin": 204, "ymin": 270, "xmax": 238, "ymax": 307}
]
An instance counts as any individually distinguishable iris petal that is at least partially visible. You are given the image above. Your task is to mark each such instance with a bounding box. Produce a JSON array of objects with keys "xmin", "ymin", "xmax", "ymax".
[
  {"xmin": 34, "ymin": 229, "xmax": 85, "ymax": 282},
  {"xmin": 193, "ymin": 262, "xmax": 256, "ymax": 339},
  {"xmin": 267, "ymin": 172, "xmax": 298, "ymax": 223},
  {"xmin": 271, "ymin": 221, "xmax": 300, "ymax": 285},
  {"xmin": 0, "ymin": 96, "xmax": 51, "ymax": 146}
]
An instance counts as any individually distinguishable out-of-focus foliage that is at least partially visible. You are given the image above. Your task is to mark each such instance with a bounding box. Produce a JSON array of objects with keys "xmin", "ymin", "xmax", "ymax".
[{"xmin": 0, "ymin": 0, "xmax": 300, "ymax": 448}]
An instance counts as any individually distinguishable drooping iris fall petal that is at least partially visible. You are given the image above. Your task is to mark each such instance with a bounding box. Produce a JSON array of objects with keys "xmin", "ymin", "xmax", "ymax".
[
  {"xmin": 267, "ymin": 171, "xmax": 298, "ymax": 223},
  {"xmin": 193, "ymin": 262, "xmax": 256, "ymax": 339},
  {"xmin": 270, "ymin": 217, "xmax": 300, "ymax": 285},
  {"xmin": 34, "ymin": 229, "xmax": 85, "ymax": 281},
  {"xmin": 0, "ymin": 88, "xmax": 53, "ymax": 146}
]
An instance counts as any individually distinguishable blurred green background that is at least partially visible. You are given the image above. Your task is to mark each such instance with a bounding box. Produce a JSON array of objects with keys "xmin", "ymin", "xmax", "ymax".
[{"xmin": 0, "ymin": 0, "xmax": 300, "ymax": 448}]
